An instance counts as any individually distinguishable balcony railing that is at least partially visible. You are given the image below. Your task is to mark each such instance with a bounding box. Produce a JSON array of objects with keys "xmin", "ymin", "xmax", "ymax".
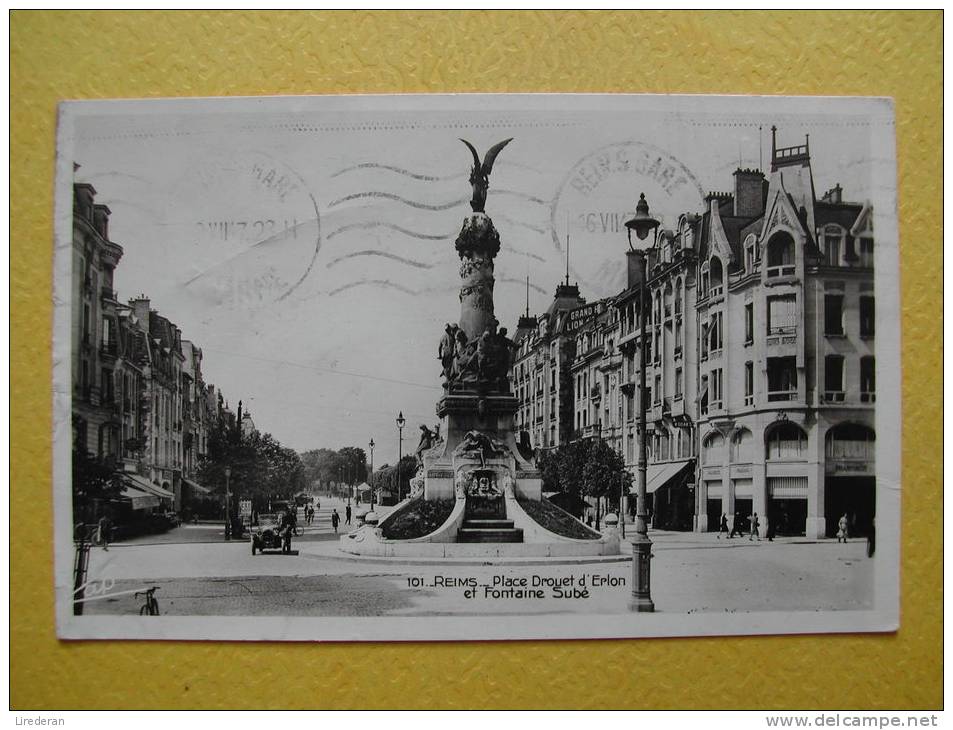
[
  {"xmin": 767, "ymin": 389, "xmax": 797, "ymax": 402},
  {"xmin": 823, "ymin": 391, "xmax": 846, "ymax": 403},
  {"xmin": 100, "ymin": 341, "xmax": 118, "ymax": 358},
  {"xmin": 767, "ymin": 265, "xmax": 795, "ymax": 278},
  {"xmin": 861, "ymin": 391, "xmax": 876, "ymax": 403}
]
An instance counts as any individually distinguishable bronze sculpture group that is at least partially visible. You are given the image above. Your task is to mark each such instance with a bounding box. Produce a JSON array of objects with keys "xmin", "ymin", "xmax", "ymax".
[{"xmin": 439, "ymin": 320, "xmax": 515, "ymax": 391}]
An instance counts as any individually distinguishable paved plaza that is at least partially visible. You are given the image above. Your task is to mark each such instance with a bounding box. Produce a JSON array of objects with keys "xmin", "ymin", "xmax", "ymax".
[{"xmin": 80, "ymin": 507, "xmax": 874, "ymax": 617}]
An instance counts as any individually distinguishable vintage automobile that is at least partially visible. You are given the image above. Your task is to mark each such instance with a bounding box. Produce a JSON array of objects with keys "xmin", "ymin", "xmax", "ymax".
[{"xmin": 251, "ymin": 514, "xmax": 292, "ymax": 555}]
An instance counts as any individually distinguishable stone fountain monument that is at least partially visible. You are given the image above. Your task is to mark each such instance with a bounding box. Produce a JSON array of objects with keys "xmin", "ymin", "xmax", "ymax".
[{"xmin": 341, "ymin": 139, "xmax": 619, "ymax": 558}]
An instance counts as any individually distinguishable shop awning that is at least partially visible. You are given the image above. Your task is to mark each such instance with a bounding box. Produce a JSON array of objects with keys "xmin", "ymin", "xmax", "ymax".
[
  {"xmin": 124, "ymin": 474, "xmax": 175, "ymax": 502},
  {"xmin": 183, "ymin": 478, "xmax": 212, "ymax": 496},
  {"xmin": 120, "ymin": 483, "xmax": 161, "ymax": 510},
  {"xmin": 634, "ymin": 459, "xmax": 694, "ymax": 495}
]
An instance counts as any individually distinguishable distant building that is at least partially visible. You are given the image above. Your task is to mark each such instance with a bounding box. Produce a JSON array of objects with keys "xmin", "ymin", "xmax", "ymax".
[{"xmin": 511, "ymin": 281, "xmax": 587, "ymax": 452}]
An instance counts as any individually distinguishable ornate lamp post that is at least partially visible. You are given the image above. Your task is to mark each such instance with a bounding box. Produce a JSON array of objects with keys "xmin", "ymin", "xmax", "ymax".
[
  {"xmin": 395, "ymin": 411, "xmax": 406, "ymax": 502},
  {"xmin": 368, "ymin": 438, "xmax": 375, "ymax": 509},
  {"xmin": 625, "ymin": 192, "xmax": 659, "ymax": 613}
]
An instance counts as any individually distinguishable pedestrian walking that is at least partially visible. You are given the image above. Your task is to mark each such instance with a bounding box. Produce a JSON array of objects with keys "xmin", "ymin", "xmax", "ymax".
[
  {"xmin": 837, "ymin": 513, "xmax": 849, "ymax": 543},
  {"xmin": 867, "ymin": 518, "xmax": 876, "ymax": 558},
  {"xmin": 729, "ymin": 511, "xmax": 744, "ymax": 539},
  {"xmin": 766, "ymin": 514, "xmax": 775, "ymax": 541},
  {"xmin": 97, "ymin": 514, "xmax": 112, "ymax": 551},
  {"xmin": 749, "ymin": 512, "xmax": 761, "ymax": 541},
  {"xmin": 331, "ymin": 509, "xmax": 340, "ymax": 534},
  {"xmin": 345, "ymin": 504, "xmax": 352, "ymax": 525},
  {"xmin": 718, "ymin": 513, "xmax": 729, "ymax": 539}
]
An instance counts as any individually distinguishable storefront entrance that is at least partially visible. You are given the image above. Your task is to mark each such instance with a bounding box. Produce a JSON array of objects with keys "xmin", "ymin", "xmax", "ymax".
[
  {"xmin": 825, "ymin": 476, "xmax": 875, "ymax": 537},
  {"xmin": 768, "ymin": 498, "xmax": 807, "ymax": 536},
  {"xmin": 706, "ymin": 498, "xmax": 723, "ymax": 532}
]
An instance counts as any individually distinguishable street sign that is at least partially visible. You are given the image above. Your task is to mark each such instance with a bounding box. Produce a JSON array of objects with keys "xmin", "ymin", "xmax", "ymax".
[{"xmin": 239, "ymin": 499, "xmax": 252, "ymax": 517}]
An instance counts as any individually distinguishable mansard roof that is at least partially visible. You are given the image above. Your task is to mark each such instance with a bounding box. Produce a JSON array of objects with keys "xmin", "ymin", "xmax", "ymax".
[{"xmin": 816, "ymin": 200, "xmax": 864, "ymax": 231}]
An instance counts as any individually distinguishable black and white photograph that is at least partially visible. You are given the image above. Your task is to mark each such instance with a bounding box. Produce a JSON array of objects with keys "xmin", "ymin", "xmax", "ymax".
[{"xmin": 53, "ymin": 94, "xmax": 900, "ymax": 641}]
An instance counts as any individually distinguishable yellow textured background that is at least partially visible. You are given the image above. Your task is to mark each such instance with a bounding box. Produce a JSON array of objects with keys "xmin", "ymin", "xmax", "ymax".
[{"xmin": 11, "ymin": 11, "xmax": 941, "ymax": 710}]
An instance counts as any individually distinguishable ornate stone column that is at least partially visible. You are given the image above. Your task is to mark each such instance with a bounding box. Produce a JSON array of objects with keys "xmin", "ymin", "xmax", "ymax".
[{"xmin": 455, "ymin": 213, "xmax": 500, "ymax": 342}]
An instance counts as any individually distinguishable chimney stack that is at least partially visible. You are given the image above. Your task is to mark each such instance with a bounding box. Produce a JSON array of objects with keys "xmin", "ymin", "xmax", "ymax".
[{"xmin": 733, "ymin": 168, "xmax": 766, "ymax": 218}]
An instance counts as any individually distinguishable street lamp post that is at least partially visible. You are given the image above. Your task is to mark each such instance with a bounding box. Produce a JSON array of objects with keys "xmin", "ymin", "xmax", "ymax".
[
  {"xmin": 625, "ymin": 192, "xmax": 658, "ymax": 613},
  {"xmin": 224, "ymin": 465, "xmax": 232, "ymax": 541},
  {"xmin": 396, "ymin": 411, "xmax": 406, "ymax": 502},
  {"xmin": 368, "ymin": 438, "xmax": 375, "ymax": 509}
]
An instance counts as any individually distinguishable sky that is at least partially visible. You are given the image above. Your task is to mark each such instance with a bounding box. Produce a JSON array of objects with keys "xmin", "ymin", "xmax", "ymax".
[{"xmin": 62, "ymin": 95, "xmax": 889, "ymax": 462}]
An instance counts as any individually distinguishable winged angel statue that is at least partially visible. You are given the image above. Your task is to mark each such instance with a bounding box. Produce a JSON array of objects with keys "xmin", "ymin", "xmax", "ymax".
[{"xmin": 460, "ymin": 138, "xmax": 513, "ymax": 213}]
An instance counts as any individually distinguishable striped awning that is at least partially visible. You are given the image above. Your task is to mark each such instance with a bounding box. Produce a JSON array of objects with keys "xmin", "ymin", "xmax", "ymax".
[
  {"xmin": 123, "ymin": 474, "xmax": 175, "ymax": 501},
  {"xmin": 632, "ymin": 459, "xmax": 694, "ymax": 495},
  {"xmin": 121, "ymin": 483, "xmax": 161, "ymax": 510},
  {"xmin": 183, "ymin": 478, "xmax": 212, "ymax": 496}
]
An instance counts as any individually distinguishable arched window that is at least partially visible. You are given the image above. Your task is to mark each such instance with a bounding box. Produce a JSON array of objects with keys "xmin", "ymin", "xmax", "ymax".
[
  {"xmin": 766, "ymin": 232, "xmax": 796, "ymax": 278},
  {"xmin": 730, "ymin": 428, "xmax": 755, "ymax": 463},
  {"xmin": 674, "ymin": 278, "xmax": 683, "ymax": 315},
  {"xmin": 659, "ymin": 429, "xmax": 671, "ymax": 461},
  {"xmin": 702, "ymin": 431, "xmax": 725, "ymax": 464},
  {"xmin": 700, "ymin": 261, "xmax": 710, "ymax": 296},
  {"xmin": 709, "ymin": 257, "xmax": 724, "ymax": 297},
  {"xmin": 765, "ymin": 422, "xmax": 808, "ymax": 460},
  {"xmin": 826, "ymin": 423, "xmax": 876, "ymax": 461}
]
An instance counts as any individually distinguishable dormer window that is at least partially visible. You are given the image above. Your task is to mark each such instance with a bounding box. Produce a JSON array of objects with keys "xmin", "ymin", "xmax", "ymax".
[{"xmin": 823, "ymin": 226, "xmax": 844, "ymax": 267}]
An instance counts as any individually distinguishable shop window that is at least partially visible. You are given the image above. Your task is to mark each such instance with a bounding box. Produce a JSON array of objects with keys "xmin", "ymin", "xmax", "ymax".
[
  {"xmin": 766, "ymin": 422, "xmax": 807, "ymax": 460},
  {"xmin": 702, "ymin": 431, "xmax": 724, "ymax": 464},
  {"xmin": 731, "ymin": 428, "xmax": 755, "ymax": 463},
  {"xmin": 826, "ymin": 423, "xmax": 875, "ymax": 461}
]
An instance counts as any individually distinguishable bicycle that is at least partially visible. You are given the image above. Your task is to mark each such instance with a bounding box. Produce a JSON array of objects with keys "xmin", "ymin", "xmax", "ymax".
[{"xmin": 135, "ymin": 586, "xmax": 161, "ymax": 616}]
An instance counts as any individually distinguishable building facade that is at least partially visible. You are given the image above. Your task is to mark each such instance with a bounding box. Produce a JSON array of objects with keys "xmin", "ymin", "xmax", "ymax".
[
  {"xmin": 511, "ymin": 129, "xmax": 876, "ymax": 539},
  {"xmin": 72, "ymin": 182, "xmax": 125, "ymax": 461},
  {"xmin": 72, "ymin": 175, "xmax": 235, "ymax": 516},
  {"xmin": 694, "ymin": 131, "xmax": 875, "ymax": 539}
]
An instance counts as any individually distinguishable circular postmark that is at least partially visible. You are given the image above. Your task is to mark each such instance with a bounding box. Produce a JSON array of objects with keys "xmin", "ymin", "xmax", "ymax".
[
  {"xmin": 550, "ymin": 140, "xmax": 706, "ymax": 297},
  {"xmin": 174, "ymin": 149, "xmax": 321, "ymax": 309}
]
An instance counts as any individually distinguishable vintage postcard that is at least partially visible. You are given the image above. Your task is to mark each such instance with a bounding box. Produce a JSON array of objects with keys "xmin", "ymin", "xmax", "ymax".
[{"xmin": 53, "ymin": 94, "xmax": 900, "ymax": 641}]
